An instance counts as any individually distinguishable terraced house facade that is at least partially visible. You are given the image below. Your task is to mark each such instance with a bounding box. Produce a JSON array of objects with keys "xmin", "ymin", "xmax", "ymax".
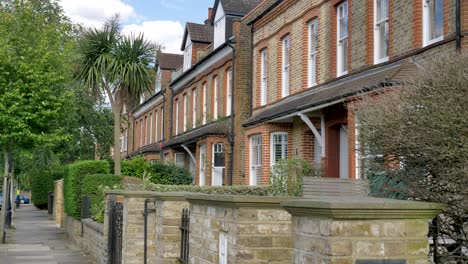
[
  {"xmin": 242, "ymin": 0, "xmax": 467, "ymax": 185},
  {"xmin": 124, "ymin": 0, "xmax": 467, "ymax": 186}
]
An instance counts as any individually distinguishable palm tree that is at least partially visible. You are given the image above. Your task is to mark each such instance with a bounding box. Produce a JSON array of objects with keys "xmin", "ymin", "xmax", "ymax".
[{"xmin": 76, "ymin": 15, "xmax": 155, "ymax": 175}]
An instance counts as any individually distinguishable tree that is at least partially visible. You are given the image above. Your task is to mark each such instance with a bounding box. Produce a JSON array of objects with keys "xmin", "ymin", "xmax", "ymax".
[
  {"xmin": 0, "ymin": 0, "xmax": 76, "ymax": 238},
  {"xmin": 75, "ymin": 16, "xmax": 156, "ymax": 175},
  {"xmin": 352, "ymin": 51, "xmax": 468, "ymax": 262}
]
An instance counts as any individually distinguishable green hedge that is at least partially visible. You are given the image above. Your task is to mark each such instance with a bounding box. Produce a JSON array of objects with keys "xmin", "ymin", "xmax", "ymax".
[
  {"xmin": 31, "ymin": 166, "xmax": 67, "ymax": 209},
  {"xmin": 121, "ymin": 156, "xmax": 150, "ymax": 178},
  {"xmin": 64, "ymin": 160, "xmax": 110, "ymax": 219},
  {"xmin": 149, "ymin": 161, "xmax": 192, "ymax": 185},
  {"xmin": 82, "ymin": 174, "xmax": 123, "ymax": 223},
  {"xmin": 145, "ymin": 183, "xmax": 272, "ymax": 196}
]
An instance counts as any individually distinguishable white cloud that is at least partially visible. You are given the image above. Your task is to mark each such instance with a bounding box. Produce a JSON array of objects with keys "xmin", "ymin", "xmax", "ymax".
[
  {"xmin": 123, "ymin": 21, "xmax": 184, "ymax": 54},
  {"xmin": 59, "ymin": 0, "xmax": 137, "ymax": 28},
  {"xmin": 160, "ymin": 0, "xmax": 187, "ymax": 9}
]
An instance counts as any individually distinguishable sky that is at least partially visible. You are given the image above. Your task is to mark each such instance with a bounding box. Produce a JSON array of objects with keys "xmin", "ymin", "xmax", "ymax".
[{"xmin": 58, "ymin": 0, "xmax": 214, "ymax": 54}]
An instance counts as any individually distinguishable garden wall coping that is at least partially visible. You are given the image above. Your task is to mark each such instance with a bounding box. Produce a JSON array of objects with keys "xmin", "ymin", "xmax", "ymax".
[
  {"xmin": 82, "ymin": 218, "xmax": 104, "ymax": 234},
  {"xmin": 105, "ymin": 190, "xmax": 188, "ymax": 201},
  {"xmin": 281, "ymin": 196, "xmax": 446, "ymax": 219},
  {"xmin": 185, "ymin": 193, "xmax": 295, "ymax": 208}
]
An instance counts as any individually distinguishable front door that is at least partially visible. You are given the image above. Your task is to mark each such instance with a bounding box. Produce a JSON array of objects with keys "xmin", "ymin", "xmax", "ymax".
[
  {"xmin": 212, "ymin": 143, "xmax": 225, "ymax": 186},
  {"xmin": 339, "ymin": 125, "xmax": 349, "ymax": 179},
  {"xmin": 199, "ymin": 145, "xmax": 206, "ymax": 186}
]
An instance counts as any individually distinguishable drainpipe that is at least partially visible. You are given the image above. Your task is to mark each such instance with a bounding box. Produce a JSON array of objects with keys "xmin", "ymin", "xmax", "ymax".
[
  {"xmin": 456, "ymin": 0, "xmax": 461, "ymax": 52},
  {"xmin": 227, "ymin": 37, "xmax": 236, "ymax": 186},
  {"xmin": 143, "ymin": 199, "xmax": 156, "ymax": 264}
]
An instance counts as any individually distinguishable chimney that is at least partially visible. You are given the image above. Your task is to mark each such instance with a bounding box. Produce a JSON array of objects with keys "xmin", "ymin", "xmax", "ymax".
[{"xmin": 208, "ymin": 8, "xmax": 214, "ymax": 20}]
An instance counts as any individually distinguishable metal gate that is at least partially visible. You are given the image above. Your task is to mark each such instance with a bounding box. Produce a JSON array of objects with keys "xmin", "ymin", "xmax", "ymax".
[{"xmin": 107, "ymin": 199, "xmax": 123, "ymax": 264}]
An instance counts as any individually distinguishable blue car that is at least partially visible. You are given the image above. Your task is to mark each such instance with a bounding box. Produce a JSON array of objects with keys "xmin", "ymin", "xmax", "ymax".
[{"xmin": 17, "ymin": 194, "xmax": 30, "ymax": 204}]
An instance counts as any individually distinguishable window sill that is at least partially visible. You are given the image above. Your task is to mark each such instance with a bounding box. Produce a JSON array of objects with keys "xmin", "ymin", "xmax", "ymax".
[
  {"xmin": 337, "ymin": 71, "xmax": 348, "ymax": 78},
  {"xmin": 423, "ymin": 36, "xmax": 444, "ymax": 47},
  {"xmin": 374, "ymin": 56, "xmax": 389, "ymax": 65}
]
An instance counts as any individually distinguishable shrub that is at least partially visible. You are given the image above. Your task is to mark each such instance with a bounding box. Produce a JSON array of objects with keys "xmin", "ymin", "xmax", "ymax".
[
  {"xmin": 121, "ymin": 156, "xmax": 150, "ymax": 178},
  {"xmin": 64, "ymin": 160, "xmax": 110, "ymax": 219},
  {"xmin": 31, "ymin": 165, "xmax": 67, "ymax": 209},
  {"xmin": 144, "ymin": 183, "xmax": 271, "ymax": 196},
  {"xmin": 269, "ymin": 158, "xmax": 312, "ymax": 197},
  {"xmin": 82, "ymin": 174, "xmax": 123, "ymax": 223},
  {"xmin": 149, "ymin": 161, "xmax": 192, "ymax": 185}
]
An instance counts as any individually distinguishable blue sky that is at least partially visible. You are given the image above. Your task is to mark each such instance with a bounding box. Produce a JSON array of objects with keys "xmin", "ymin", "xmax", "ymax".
[{"xmin": 58, "ymin": 0, "xmax": 215, "ymax": 53}]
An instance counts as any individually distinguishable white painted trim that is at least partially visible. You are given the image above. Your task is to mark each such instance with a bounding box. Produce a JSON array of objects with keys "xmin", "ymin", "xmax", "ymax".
[
  {"xmin": 336, "ymin": 1, "xmax": 348, "ymax": 77},
  {"xmin": 281, "ymin": 35, "xmax": 290, "ymax": 98},
  {"xmin": 373, "ymin": 0, "xmax": 389, "ymax": 64},
  {"xmin": 297, "ymin": 113, "xmax": 322, "ymax": 147},
  {"xmin": 260, "ymin": 49, "xmax": 268, "ymax": 106},
  {"xmin": 422, "ymin": 0, "xmax": 444, "ymax": 47},
  {"xmin": 270, "ymin": 132, "xmax": 288, "ymax": 166},
  {"xmin": 182, "ymin": 145, "xmax": 196, "ymax": 164},
  {"xmin": 133, "ymin": 96, "xmax": 163, "ymax": 117}
]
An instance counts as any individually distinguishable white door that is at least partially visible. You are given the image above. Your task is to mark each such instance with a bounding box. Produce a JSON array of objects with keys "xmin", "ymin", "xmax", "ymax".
[
  {"xmin": 250, "ymin": 135, "xmax": 262, "ymax": 186},
  {"xmin": 199, "ymin": 145, "xmax": 206, "ymax": 186},
  {"xmin": 212, "ymin": 143, "xmax": 225, "ymax": 186},
  {"xmin": 339, "ymin": 125, "xmax": 349, "ymax": 179}
]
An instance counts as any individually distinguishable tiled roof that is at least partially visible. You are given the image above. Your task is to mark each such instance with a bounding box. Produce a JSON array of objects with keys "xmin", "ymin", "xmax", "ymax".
[
  {"xmin": 219, "ymin": 0, "xmax": 263, "ymax": 16},
  {"xmin": 127, "ymin": 142, "xmax": 162, "ymax": 158},
  {"xmin": 164, "ymin": 122, "xmax": 228, "ymax": 148},
  {"xmin": 158, "ymin": 53, "xmax": 183, "ymax": 70},
  {"xmin": 244, "ymin": 59, "xmax": 419, "ymax": 126},
  {"xmin": 187, "ymin": 22, "xmax": 214, "ymax": 43}
]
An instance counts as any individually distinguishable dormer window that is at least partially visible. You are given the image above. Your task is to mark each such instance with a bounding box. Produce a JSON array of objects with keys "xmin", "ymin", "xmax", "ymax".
[
  {"xmin": 183, "ymin": 36, "xmax": 193, "ymax": 72},
  {"xmin": 213, "ymin": 3, "xmax": 226, "ymax": 49}
]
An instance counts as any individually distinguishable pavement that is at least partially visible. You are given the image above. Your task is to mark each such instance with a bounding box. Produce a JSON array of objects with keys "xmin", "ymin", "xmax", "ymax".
[{"xmin": 0, "ymin": 204, "xmax": 94, "ymax": 264}]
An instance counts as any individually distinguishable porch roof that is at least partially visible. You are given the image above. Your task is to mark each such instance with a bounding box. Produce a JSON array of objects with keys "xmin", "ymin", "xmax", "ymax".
[
  {"xmin": 127, "ymin": 142, "xmax": 162, "ymax": 158},
  {"xmin": 244, "ymin": 59, "xmax": 418, "ymax": 127},
  {"xmin": 164, "ymin": 121, "xmax": 228, "ymax": 149}
]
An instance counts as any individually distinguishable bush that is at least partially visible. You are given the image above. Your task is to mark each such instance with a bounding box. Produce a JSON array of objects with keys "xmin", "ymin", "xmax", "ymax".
[
  {"xmin": 121, "ymin": 156, "xmax": 150, "ymax": 178},
  {"xmin": 144, "ymin": 183, "xmax": 271, "ymax": 196},
  {"xmin": 82, "ymin": 174, "xmax": 123, "ymax": 223},
  {"xmin": 149, "ymin": 161, "xmax": 192, "ymax": 185},
  {"xmin": 31, "ymin": 165, "xmax": 67, "ymax": 209},
  {"xmin": 64, "ymin": 160, "xmax": 110, "ymax": 219},
  {"xmin": 269, "ymin": 158, "xmax": 312, "ymax": 197}
]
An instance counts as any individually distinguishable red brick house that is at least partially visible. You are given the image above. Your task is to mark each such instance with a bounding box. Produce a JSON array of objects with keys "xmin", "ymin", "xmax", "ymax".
[
  {"xmin": 124, "ymin": 52, "xmax": 183, "ymax": 161},
  {"xmin": 163, "ymin": 0, "xmax": 263, "ymax": 185},
  {"xmin": 242, "ymin": 0, "xmax": 467, "ymax": 185}
]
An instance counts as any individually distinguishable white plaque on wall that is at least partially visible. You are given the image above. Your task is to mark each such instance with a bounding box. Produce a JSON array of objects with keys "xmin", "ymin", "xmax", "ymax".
[{"xmin": 219, "ymin": 231, "xmax": 228, "ymax": 264}]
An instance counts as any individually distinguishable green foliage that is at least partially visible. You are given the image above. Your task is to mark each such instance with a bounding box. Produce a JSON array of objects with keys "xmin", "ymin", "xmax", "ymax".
[
  {"xmin": 31, "ymin": 165, "xmax": 67, "ymax": 209},
  {"xmin": 144, "ymin": 183, "xmax": 271, "ymax": 196},
  {"xmin": 121, "ymin": 156, "xmax": 150, "ymax": 178},
  {"xmin": 148, "ymin": 161, "xmax": 192, "ymax": 185},
  {"xmin": 269, "ymin": 158, "xmax": 312, "ymax": 197},
  {"xmin": 64, "ymin": 160, "xmax": 110, "ymax": 219},
  {"xmin": 82, "ymin": 174, "xmax": 123, "ymax": 223}
]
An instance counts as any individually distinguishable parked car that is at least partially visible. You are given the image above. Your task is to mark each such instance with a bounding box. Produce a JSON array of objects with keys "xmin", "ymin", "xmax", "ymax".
[
  {"xmin": 17, "ymin": 194, "xmax": 29, "ymax": 204},
  {"xmin": 0, "ymin": 192, "xmax": 3, "ymax": 209}
]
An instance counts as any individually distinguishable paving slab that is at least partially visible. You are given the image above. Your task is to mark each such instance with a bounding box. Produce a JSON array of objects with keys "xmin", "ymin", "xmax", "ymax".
[{"xmin": 0, "ymin": 204, "xmax": 93, "ymax": 264}]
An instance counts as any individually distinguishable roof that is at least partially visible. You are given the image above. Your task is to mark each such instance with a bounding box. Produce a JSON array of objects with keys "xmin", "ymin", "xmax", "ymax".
[
  {"xmin": 164, "ymin": 122, "xmax": 228, "ymax": 148},
  {"xmin": 127, "ymin": 142, "xmax": 162, "ymax": 158},
  {"xmin": 244, "ymin": 59, "xmax": 419, "ymax": 127},
  {"xmin": 215, "ymin": 0, "xmax": 264, "ymax": 17},
  {"xmin": 181, "ymin": 23, "xmax": 214, "ymax": 50},
  {"xmin": 158, "ymin": 53, "xmax": 183, "ymax": 70}
]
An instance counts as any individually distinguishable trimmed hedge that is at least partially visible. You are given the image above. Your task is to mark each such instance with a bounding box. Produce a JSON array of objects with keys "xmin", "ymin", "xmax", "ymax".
[
  {"xmin": 149, "ymin": 161, "xmax": 192, "ymax": 185},
  {"xmin": 121, "ymin": 156, "xmax": 150, "ymax": 178},
  {"xmin": 144, "ymin": 183, "xmax": 272, "ymax": 196},
  {"xmin": 64, "ymin": 160, "xmax": 110, "ymax": 219},
  {"xmin": 82, "ymin": 174, "xmax": 123, "ymax": 223},
  {"xmin": 31, "ymin": 166, "xmax": 67, "ymax": 209}
]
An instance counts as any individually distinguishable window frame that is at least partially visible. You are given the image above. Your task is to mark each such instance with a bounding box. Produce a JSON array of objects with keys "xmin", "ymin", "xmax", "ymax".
[
  {"xmin": 174, "ymin": 153, "xmax": 185, "ymax": 168},
  {"xmin": 175, "ymin": 99, "xmax": 179, "ymax": 135},
  {"xmin": 249, "ymin": 134, "xmax": 262, "ymax": 186},
  {"xmin": 160, "ymin": 109, "xmax": 164, "ymax": 141},
  {"xmin": 192, "ymin": 88, "xmax": 197, "ymax": 128},
  {"xmin": 260, "ymin": 49, "xmax": 268, "ymax": 106},
  {"xmin": 202, "ymin": 83, "xmax": 207, "ymax": 125},
  {"xmin": 423, "ymin": 0, "xmax": 444, "ymax": 47},
  {"xmin": 149, "ymin": 113, "xmax": 153, "ymax": 144},
  {"xmin": 213, "ymin": 76, "xmax": 219, "ymax": 120},
  {"xmin": 337, "ymin": 1, "xmax": 349, "ymax": 76},
  {"xmin": 281, "ymin": 35, "xmax": 291, "ymax": 98},
  {"xmin": 154, "ymin": 110, "xmax": 158, "ymax": 142},
  {"xmin": 183, "ymin": 43, "xmax": 192, "ymax": 72},
  {"xmin": 270, "ymin": 132, "xmax": 288, "ymax": 166},
  {"xmin": 308, "ymin": 19, "xmax": 319, "ymax": 87},
  {"xmin": 374, "ymin": 0, "xmax": 389, "ymax": 64},
  {"xmin": 226, "ymin": 69, "xmax": 232, "ymax": 116},
  {"xmin": 183, "ymin": 93, "xmax": 188, "ymax": 132}
]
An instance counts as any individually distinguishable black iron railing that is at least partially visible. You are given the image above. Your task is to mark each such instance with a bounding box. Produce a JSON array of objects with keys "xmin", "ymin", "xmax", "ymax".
[
  {"xmin": 179, "ymin": 208, "xmax": 190, "ymax": 264},
  {"xmin": 81, "ymin": 194, "xmax": 90, "ymax": 220},
  {"xmin": 108, "ymin": 199, "xmax": 123, "ymax": 264}
]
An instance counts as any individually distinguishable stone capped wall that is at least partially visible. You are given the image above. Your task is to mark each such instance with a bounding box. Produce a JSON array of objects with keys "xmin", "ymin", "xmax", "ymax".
[
  {"xmin": 82, "ymin": 219, "xmax": 107, "ymax": 264},
  {"xmin": 187, "ymin": 194, "xmax": 293, "ymax": 264}
]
